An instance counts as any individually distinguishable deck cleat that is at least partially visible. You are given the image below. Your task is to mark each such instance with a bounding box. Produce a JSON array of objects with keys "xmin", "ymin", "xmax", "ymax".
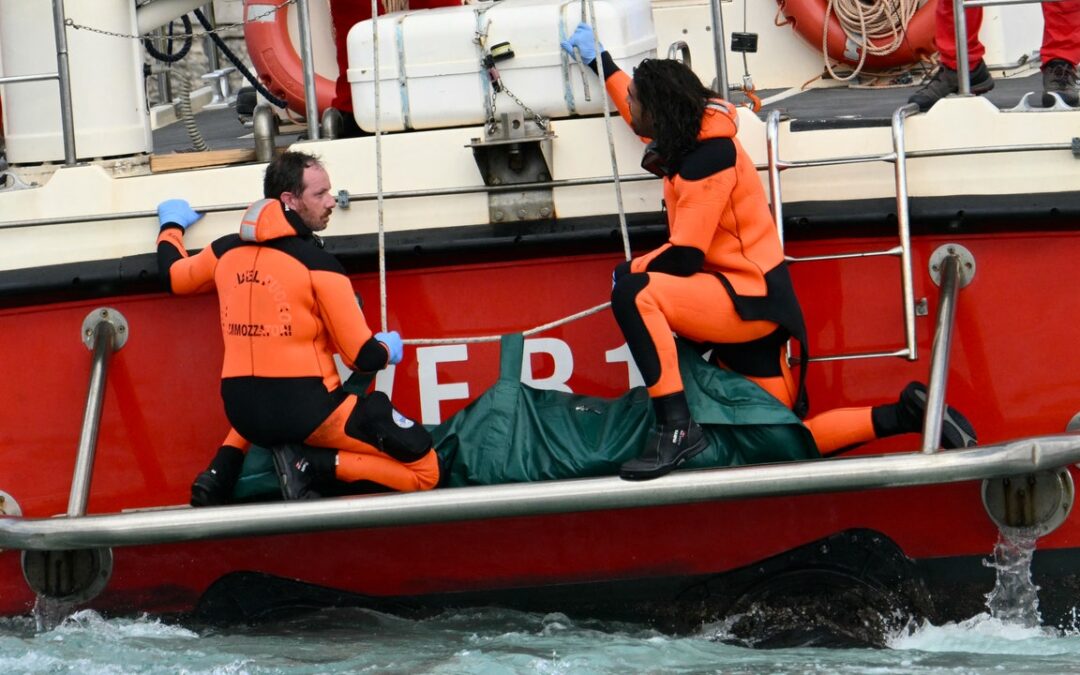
[{"xmin": 1006, "ymin": 91, "xmax": 1078, "ymax": 112}]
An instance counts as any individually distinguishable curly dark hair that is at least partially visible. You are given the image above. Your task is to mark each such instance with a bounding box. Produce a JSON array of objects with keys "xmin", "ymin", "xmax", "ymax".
[
  {"xmin": 632, "ymin": 59, "xmax": 718, "ymax": 165},
  {"xmin": 263, "ymin": 150, "xmax": 323, "ymax": 199}
]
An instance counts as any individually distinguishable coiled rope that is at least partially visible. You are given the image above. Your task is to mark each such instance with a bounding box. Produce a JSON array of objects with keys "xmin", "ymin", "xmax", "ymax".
[{"xmin": 823, "ymin": 0, "xmax": 922, "ymax": 81}]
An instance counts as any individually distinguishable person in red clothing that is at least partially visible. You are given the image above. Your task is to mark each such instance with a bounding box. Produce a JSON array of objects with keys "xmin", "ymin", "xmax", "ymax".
[
  {"xmin": 562, "ymin": 25, "xmax": 977, "ymax": 479},
  {"xmin": 909, "ymin": 0, "xmax": 1080, "ymax": 110},
  {"xmin": 156, "ymin": 151, "xmax": 439, "ymax": 504}
]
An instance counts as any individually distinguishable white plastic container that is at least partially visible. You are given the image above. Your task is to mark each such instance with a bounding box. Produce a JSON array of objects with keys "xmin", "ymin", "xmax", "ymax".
[
  {"xmin": 0, "ymin": 0, "xmax": 150, "ymax": 164},
  {"xmin": 347, "ymin": 0, "xmax": 656, "ymax": 132}
]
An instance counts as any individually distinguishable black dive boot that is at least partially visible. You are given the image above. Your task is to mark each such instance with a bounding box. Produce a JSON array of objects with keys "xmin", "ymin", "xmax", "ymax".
[
  {"xmin": 191, "ymin": 445, "xmax": 245, "ymax": 507},
  {"xmin": 621, "ymin": 392, "xmax": 710, "ymax": 481},
  {"xmin": 873, "ymin": 382, "xmax": 978, "ymax": 449},
  {"xmin": 270, "ymin": 445, "xmax": 322, "ymax": 500}
]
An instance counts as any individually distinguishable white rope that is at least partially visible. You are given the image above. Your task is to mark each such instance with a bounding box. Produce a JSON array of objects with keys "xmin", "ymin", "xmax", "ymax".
[
  {"xmin": 371, "ymin": 0, "xmax": 389, "ymax": 332},
  {"xmin": 823, "ymin": 0, "xmax": 922, "ymax": 81},
  {"xmin": 403, "ymin": 302, "xmax": 612, "ymax": 345},
  {"xmin": 585, "ymin": 0, "xmax": 632, "ymax": 261},
  {"xmin": 365, "ymin": 0, "xmax": 630, "ymax": 347}
]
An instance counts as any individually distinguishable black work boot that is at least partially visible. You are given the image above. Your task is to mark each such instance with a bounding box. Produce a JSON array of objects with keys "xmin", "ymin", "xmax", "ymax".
[
  {"xmin": 908, "ymin": 60, "xmax": 995, "ymax": 112},
  {"xmin": 873, "ymin": 382, "xmax": 978, "ymax": 449},
  {"xmin": 270, "ymin": 444, "xmax": 322, "ymax": 500},
  {"xmin": 190, "ymin": 445, "xmax": 245, "ymax": 507},
  {"xmin": 621, "ymin": 392, "xmax": 710, "ymax": 481},
  {"xmin": 1042, "ymin": 58, "xmax": 1079, "ymax": 107}
]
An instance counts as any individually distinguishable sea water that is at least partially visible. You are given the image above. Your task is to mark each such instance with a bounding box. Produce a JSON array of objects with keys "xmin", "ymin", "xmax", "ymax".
[
  {"xmin": 3, "ymin": 530, "xmax": 1080, "ymax": 674},
  {"xmin": 3, "ymin": 607, "xmax": 1080, "ymax": 675}
]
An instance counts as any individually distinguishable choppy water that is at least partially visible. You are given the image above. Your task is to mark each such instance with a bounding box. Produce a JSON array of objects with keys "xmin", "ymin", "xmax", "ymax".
[
  {"xmin": 3, "ymin": 530, "xmax": 1076, "ymax": 674},
  {"xmin": 3, "ymin": 607, "xmax": 1080, "ymax": 675}
]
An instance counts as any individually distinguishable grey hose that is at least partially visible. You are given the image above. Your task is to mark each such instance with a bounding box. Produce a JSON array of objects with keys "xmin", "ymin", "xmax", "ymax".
[{"xmin": 175, "ymin": 72, "xmax": 208, "ymax": 152}]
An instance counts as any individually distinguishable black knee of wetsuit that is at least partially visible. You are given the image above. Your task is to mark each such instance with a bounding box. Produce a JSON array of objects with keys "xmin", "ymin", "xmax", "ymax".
[
  {"xmin": 611, "ymin": 272, "xmax": 661, "ymax": 387},
  {"xmin": 345, "ymin": 391, "xmax": 432, "ymax": 463}
]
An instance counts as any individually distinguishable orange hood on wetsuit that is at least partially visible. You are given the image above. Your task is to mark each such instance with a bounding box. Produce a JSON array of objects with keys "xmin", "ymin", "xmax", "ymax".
[
  {"xmin": 606, "ymin": 70, "xmax": 784, "ymax": 297},
  {"xmin": 157, "ymin": 199, "xmax": 383, "ymax": 390}
]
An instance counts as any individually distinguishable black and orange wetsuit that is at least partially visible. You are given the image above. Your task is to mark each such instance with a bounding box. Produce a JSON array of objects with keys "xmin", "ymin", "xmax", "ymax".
[
  {"xmin": 157, "ymin": 199, "xmax": 438, "ymax": 491},
  {"xmin": 597, "ymin": 56, "xmax": 903, "ymax": 454},
  {"xmin": 600, "ymin": 58, "xmax": 808, "ymax": 417}
]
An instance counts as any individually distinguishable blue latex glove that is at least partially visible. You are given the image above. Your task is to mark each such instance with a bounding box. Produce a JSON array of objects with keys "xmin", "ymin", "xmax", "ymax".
[
  {"xmin": 157, "ymin": 199, "xmax": 203, "ymax": 230},
  {"xmin": 375, "ymin": 330, "xmax": 403, "ymax": 366},
  {"xmin": 560, "ymin": 22, "xmax": 602, "ymax": 63}
]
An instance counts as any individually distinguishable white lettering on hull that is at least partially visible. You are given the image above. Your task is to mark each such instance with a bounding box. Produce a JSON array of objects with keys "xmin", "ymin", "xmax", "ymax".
[{"xmin": 334, "ymin": 342, "xmax": 644, "ymax": 425}]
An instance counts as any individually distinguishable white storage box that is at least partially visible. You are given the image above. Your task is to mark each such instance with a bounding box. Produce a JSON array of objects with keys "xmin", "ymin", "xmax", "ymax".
[{"xmin": 347, "ymin": 0, "xmax": 656, "ymax": 132}]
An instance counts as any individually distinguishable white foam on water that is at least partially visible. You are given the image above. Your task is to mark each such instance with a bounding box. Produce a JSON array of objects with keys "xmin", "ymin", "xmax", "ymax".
[
  {"xmin": 48, "ymin": 610, "xmax": 199, "ymax": 641},
  {"xmin": 888, "ymin": 613, "xmax": 1071, "ymax": 655}
]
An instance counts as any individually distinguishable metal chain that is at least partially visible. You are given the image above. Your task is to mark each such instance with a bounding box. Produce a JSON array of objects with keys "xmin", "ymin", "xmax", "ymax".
[
  {"xmin": 64, "ymin": 0, "xmax": 296, "ymax": 40},
  {"xmin": 501, "ymin": 84, "xmax": 549, "ymax": 131}
]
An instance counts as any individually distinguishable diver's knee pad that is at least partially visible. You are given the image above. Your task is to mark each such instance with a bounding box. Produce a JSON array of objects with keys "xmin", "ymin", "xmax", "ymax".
[{"xmin": 345, "ymin": 391, "xmax": 432, "ymax": 463}]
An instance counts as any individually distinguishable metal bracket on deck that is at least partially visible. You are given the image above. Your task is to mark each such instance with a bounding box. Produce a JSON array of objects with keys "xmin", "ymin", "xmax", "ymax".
[
  {"xmin": 468, "ymin": 111, "xmax": 555, "ymax": 224},
  {"xmin": 1005, "ymin": 92, "xmax": 1078, "ymax": 113},
  {"xmin": 81, "ymin": 308, "xmax": 128, "ymax": 352},
  {"xmin": 200, "ymin": 67, "xmax": 238, "ymax": 110},
  {"xmin": 0, "ymin": 170, "xmax": 36, "ymax": 193},
  {"xmin": 929, "ymin": 244, "xmax": 975, "ymax": 288},
  {"xmin": 253, "ymin": 104, "xmax": 278, "ymax": 164}
]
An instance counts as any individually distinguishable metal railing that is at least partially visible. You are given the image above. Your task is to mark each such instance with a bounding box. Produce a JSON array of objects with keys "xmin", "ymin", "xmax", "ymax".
[
  {"xmin": 766, "ymin": 104, "xmax": 921, "ymax": 363},
  {"xmin": 921, "ymin": 251, "xmax": 969, "ymax": 452},
  {"xmin": 1, "ymin": 433, "xmax": 1079, "ymax": 551},
  {"xmin": 66, "ymin": 309, "xmax": 128, "ymax": 517},
  {"xmin": 0, "ymin": 1, "xmax": 78, "ymax": 165}
]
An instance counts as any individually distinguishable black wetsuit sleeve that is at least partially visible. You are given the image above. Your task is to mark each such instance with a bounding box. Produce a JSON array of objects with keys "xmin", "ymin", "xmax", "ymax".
[
  {"xmin": 586, "ymin": 52, "xmax": 621, "ymax": 81},
  {"xmin": 354, "ymin": 336, "xmax": 391, "ymax": 373},
  {"xmin": 644, "ymin": 246, "xmax": 706, "ymax": 276},
  {"xmin": 156, "ymin": 224, "xmax": 186, "ymax": 291}
]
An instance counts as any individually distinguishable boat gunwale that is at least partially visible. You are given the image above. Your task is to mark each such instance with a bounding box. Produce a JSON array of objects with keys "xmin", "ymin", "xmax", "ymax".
[{"xmin": 2, "ymin": 433, "xmax": 1077, "ymax": 551}]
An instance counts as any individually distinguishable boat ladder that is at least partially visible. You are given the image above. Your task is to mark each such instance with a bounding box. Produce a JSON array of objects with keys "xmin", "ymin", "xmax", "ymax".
[
  {"xmin": 765, "ymin": 104, "xmax": 923, "ymax": 365},
  {"xmin": 765, "ymin": 104, "xmax": 986, "ymax": 452}
]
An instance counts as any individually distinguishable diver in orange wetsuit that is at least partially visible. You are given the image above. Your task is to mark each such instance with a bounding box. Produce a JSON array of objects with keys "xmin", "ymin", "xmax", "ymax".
[
  {"xmin": 562, "ymin": 25, "xmax": 977, "ymax": 479},
  {"xmin": 156, "ymin": 151, "xmax": 439, "ymax": 504}
]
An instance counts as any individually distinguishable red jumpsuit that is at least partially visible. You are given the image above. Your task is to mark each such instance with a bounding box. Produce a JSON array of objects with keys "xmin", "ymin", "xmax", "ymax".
[{"xmin": 934, "ymin": 0, "xmax": 1080, "ymax": 70}]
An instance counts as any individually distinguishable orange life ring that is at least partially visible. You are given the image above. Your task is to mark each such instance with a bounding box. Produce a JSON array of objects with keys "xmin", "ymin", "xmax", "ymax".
[
  {"xmin": 779, "ymin": 0, "xmax": 937, "ymax": 70},
  {"xmin": 242, "ymin": 0, "xmax": 338, "ymax": 116}
]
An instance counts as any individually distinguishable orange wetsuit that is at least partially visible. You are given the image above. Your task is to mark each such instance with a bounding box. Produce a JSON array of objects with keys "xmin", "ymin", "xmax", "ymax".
[
  {"xmin": 157, "ymin": 199, "xmax": 438, "ymax": 491},
  {"xmin": 602, "ymin": 62, "xmax": 808, "ymax": 417},
  {"xmin": 598, "ymin": 57, "xmax": 899, "ymax": 453}
]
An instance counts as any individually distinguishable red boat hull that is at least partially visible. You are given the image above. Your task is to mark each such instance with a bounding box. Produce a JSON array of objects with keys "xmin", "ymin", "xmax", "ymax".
[{"xmin": 1, "ymin": 229, "xmax": 1079, "ymax": 621}]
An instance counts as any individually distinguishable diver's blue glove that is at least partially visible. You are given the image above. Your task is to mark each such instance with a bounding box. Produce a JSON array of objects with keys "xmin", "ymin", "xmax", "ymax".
[
  {"xmin": 157, "ymin": 199, "xmax": 203, "ymax": 230},
  {"xmin": 375, "ymin": 330, "xmax": 403, "ymax": 366},
  {"xmin": 561, "ymin": 22, "xmax": 602, "ymax": 63}
]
